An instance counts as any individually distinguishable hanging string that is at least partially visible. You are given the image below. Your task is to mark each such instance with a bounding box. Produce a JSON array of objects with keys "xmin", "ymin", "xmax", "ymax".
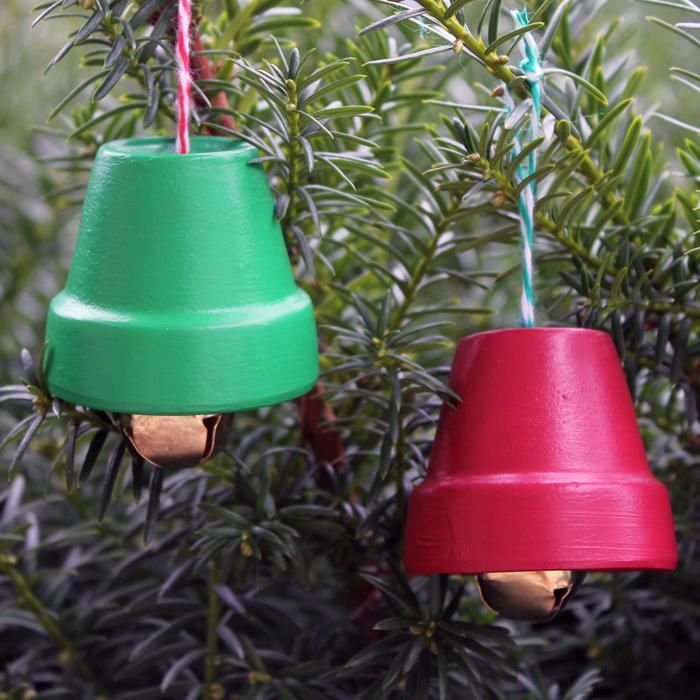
[
  {"xmin": 176, "ymin": 0, "xmax": 193, "ymax": 154},
  {"xmin": 504, "ymin": 8, "xmax": 542, "ymax": 328}
]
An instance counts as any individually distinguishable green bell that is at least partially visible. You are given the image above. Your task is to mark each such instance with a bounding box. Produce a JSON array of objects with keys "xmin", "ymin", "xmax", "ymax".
[{"xmin": 45, "ymin": 137, "xmax": 319, "ymax": 417}]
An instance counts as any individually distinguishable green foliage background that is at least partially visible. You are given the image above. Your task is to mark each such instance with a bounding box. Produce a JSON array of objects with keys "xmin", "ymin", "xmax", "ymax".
[{"xmin": 0, "ymin": 0, "xmax": 698, "ymax": 698}]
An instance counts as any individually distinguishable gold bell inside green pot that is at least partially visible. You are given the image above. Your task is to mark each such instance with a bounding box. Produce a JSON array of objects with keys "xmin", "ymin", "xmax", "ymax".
[{"xmin": 121, "ymin": 413, "xmax": 234, "ymax": 470}]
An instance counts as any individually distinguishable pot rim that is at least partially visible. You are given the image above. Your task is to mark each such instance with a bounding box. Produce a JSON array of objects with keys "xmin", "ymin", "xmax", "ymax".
[{"xmin": 98, "ymin": 135, "xmax": 254, "ymax": 161}]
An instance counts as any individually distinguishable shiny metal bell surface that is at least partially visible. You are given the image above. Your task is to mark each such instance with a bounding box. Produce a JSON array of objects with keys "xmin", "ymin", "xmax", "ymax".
[
  {"xmin": 476, "ymin": 570, "xmax": 586, "ymax": 622},
  {"xmin": 121, "ymin": 413, "xmax": 233, "ymax": 469}
]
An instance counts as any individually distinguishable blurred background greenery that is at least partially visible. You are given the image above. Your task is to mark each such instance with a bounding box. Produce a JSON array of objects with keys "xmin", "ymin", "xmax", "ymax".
[{"xmin": 1, "ymin": 0, "xmax": 78, "ymax": 143}]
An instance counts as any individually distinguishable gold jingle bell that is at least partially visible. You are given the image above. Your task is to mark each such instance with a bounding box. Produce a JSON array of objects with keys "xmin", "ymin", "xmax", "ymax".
[
  {"xmin": 121, "ymin": 413, "xmax": 234, "ymax": 469},
  {"xmin": 476, "ymin": 570, "xmax": 587, "ymax": 622}
]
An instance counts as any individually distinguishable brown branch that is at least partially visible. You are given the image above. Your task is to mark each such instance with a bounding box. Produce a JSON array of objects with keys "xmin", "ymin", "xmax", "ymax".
[
  {"xmin": 298, "ymin": 384, "xmax": 348, "ymax": 488},
  {"xmin": 149, "ymin": 10, "xmax": 237, "ymax": 134},
  {"xmin": 192, "ymin": 36, "xmax": 237, "ymax": 134}
]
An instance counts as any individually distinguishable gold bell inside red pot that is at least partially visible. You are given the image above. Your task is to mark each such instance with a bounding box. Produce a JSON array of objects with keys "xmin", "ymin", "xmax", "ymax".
[{"xmin": 476, "ymin": 570, "xmax": 587, "ymax": 622}]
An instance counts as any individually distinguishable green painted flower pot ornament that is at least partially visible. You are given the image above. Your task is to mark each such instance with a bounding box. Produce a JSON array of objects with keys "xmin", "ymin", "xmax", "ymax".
[{"xmin": 44, "ymin": 137, "xmax": 319, "ymax": 467}]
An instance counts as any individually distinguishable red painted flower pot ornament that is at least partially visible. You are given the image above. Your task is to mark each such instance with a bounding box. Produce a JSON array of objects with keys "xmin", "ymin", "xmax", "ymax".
[
  {"xmin": 403, "ymin": 11, "xmax": 676, "ymax": 621},
  {"xmin": 403, "ymin": 328, "xmax": 677, "ymax": 621}
]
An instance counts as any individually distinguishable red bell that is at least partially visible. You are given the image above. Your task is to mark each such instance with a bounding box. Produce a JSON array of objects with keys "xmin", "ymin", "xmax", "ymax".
[{"xmin": 404, "ymin": 328, "xmax": 677, "ymax": 581}]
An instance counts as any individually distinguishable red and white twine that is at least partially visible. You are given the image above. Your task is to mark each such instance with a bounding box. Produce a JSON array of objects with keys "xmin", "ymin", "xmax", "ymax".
[{"xmin": 175, "ymin": 0, "xmax": 193, "ymax": 154}]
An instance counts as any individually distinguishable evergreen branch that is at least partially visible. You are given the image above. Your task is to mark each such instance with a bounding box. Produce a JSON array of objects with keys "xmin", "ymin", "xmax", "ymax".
[
  {"xmin": 0, "ymin": 554, "xmax": 95, "ymax": 682},
  {"xmin": 373, "ymin": 0, "xmax": 630, "ymax": 225},
  {"xmin": 204, "ymin": 558, "xmax": 222, "ymax": 693}
]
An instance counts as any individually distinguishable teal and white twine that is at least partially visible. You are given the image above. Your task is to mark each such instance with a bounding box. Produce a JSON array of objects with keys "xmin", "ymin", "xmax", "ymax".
[{"xmin": 504, "ymin": 8, "xmax": 542, "ymax": 328}]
